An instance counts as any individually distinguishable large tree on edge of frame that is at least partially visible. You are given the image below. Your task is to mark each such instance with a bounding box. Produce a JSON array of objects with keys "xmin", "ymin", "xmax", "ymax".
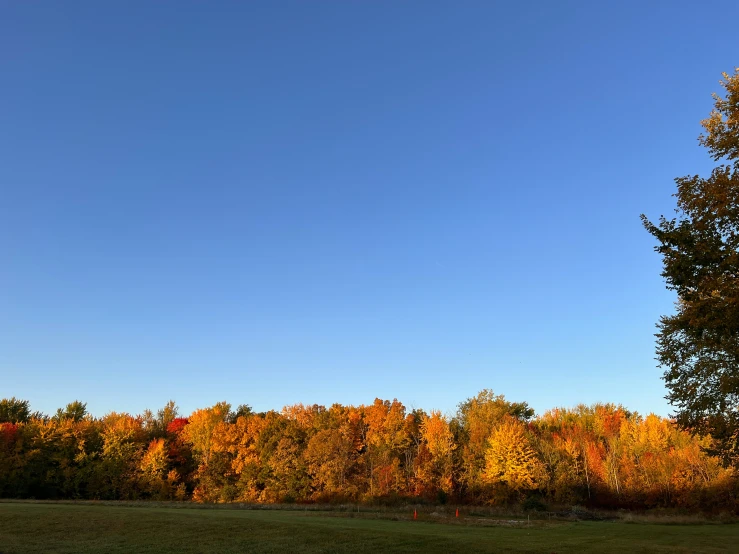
[{"xmin": 642, "ymin": 68, "xmax": 739, "ymax": 464}]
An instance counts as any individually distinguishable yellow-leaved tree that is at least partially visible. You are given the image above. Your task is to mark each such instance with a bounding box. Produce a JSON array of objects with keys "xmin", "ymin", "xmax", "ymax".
[
  {"xmin": 455, "ymin": 390, "xmax": 535, "ymax": 500},
  {"xmin": 182, "ymin": 402, "xmax": 230, "ymax": 466},
  {"xmin": 182, "ymin": 402, "xmax": 231, "ymax": 502},
  {"xmin": 418, "ymin": 410, "xmax": 456, "ymax": 495},
  {"xmin": 484, "ymin": 416, "xmax": 544, "ymax": 494}
]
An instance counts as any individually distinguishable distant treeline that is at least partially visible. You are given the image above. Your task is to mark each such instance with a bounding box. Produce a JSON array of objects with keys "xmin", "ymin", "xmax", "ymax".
[{"xmin": 0, "ymin": 391, "xmax": 737, "ymax": 511}]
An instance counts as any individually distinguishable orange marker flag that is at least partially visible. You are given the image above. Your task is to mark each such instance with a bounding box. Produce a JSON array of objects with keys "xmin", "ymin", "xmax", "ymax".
[
  {"xmin": 413, "ymin": 509, "xmax": 417, "ymax": 520},
  {"xmin": 455, "ymin": 508, "xmax": 459, "ymax": 518}
]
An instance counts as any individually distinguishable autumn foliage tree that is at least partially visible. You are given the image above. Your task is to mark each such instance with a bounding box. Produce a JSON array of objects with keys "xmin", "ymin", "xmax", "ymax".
[
  {"xmin": 453, "ymin": 390, "xmax": 535, "ymax": 501},
  {"xmin": 417, "ymin": 410, "xmax": 456, "ymax": 498},
  {"xmin": 484, "ymin": 416, "xmax": 544, "ymax": 499}
]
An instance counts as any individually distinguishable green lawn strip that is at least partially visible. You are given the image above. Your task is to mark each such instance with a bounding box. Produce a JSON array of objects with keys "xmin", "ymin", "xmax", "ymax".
[{"xmin": 0, "ymin": 502, "xmax": 736, "ymax": 554}]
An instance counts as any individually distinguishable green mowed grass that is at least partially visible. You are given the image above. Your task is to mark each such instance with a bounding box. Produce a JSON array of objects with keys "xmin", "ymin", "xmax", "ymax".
[{"xmin": 0, "ymin": 502, "xmax": 736, "ymax": 553}]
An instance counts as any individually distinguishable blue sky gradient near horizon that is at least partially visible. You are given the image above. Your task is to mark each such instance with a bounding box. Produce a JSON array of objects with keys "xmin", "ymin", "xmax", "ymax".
[{"xmin": 2, "ymin": 2, "xmax": 738, "ymax": 419}]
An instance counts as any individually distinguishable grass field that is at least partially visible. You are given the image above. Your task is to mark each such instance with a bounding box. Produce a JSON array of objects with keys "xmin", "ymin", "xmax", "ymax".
[{"xmin": 0, "ymin": 501, "xmax": 737, "ymax": 553}]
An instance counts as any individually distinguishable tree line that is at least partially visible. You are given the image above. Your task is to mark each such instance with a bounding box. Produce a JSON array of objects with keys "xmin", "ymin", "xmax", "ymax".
[{"xmin": 0, "ymin": 392, "xmax": 736, "ymax": 510}]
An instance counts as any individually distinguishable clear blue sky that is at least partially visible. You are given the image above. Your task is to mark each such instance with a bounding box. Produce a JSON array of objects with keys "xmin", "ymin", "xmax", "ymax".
[{"xmin": 2, "ymin": 2, "xmax": 738, "ymax": 419}]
